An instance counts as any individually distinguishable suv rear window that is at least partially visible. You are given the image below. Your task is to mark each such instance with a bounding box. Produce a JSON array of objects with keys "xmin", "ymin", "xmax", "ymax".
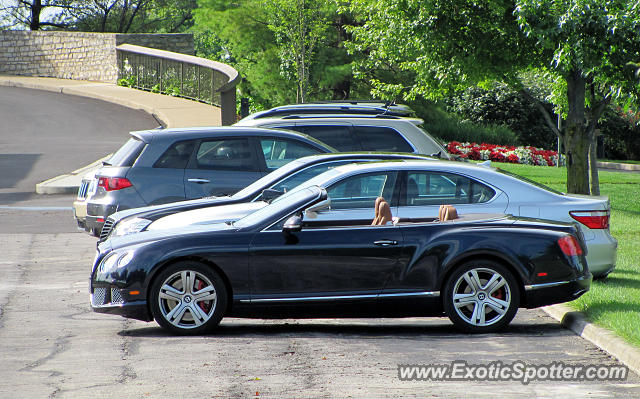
[
  {"xmin": 353, "ymin": 126, "xmax": 414, "ymax": 152},
  {"xmin": 299, "ymin": 125, "xmax": 361, "ymax": 151},
  {"xmin": 105, "ymin": 137, "xmax": 146, "ymax": 167}
]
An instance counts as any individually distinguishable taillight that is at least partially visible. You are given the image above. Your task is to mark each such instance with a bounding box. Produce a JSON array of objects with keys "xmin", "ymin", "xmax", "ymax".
[
  {"xmin": 98, "ymin": 177, "xmax": 133, "ymax": 191},
  {"xmin": 557, "ymin": 235, "xmax": 583, "ymax": 256},
  {"xmin": 569, "ymin": 210, "xmax": 609, "ymax": 229}
]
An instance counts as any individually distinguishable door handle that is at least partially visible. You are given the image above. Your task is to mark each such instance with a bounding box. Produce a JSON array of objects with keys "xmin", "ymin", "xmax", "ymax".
[
  {"xmin": 188, "ymin": 178, "xmax": 210, "ymax": 184},
  {"xmin": 374, "ymin": 240, "xmax": 398, "ymax": 247}
]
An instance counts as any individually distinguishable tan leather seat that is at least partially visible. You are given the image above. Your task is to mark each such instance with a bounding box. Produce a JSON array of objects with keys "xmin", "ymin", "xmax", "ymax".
[
  {"xmin": 372, "ymin": 197, "xmax": 393, "ymax": 225},
  {"xmin": 439, "ymin": 205, "xmax": 458, "ymax": 221}
]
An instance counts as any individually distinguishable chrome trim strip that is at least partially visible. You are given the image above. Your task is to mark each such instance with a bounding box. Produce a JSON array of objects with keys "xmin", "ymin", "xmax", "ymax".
[
  {"xmin": 380, "ymin": 291, "xmax": 440, "ymax": 298},
  {"xmin": 524, "ymin": 280, "xmax": 572, "ymax": 291},
  {"xmin": 239, "ymin": 291, "xmax": 439, "ymax": 303}
]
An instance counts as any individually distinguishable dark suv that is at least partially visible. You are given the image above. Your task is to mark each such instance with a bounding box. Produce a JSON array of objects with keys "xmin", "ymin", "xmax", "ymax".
[{"xmin": 80, "ymin": 126, "xmax": 334, "ymax": 236}]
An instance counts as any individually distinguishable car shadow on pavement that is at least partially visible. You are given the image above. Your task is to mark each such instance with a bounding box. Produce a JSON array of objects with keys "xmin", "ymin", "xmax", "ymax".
[{"xmin": 118, "ymin": 319, "xmax": 566, "ymax": 339}]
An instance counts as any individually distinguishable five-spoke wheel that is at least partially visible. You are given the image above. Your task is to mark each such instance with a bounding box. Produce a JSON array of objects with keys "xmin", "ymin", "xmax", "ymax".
[
  {"xmin": 150, "ymin": 262, "xmax": 227, "ymax": 335},
  {"xmin": 443, "ymin": 260, "xmax": 519, "ymax": 333}
]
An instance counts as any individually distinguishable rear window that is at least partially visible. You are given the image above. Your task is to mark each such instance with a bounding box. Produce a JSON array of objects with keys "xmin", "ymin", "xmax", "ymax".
[
  {"xmin": 300, "ymin": 125, "xmax": 361, "ymax": 151},
  {"xmin": 353, "ymin": 126, "xmax": 414, "ymax": 152},
  {"xmin": 496, "ymin": 168, "xmax": 564, "ymax": 195},
  {"xmin": 105, "ymin": 137, "xmax": 146, "ymax": 167}
]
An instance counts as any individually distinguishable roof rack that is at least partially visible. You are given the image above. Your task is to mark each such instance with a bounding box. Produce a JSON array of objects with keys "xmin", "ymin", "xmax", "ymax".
[
  {"xmin": 241, "ymin": 102, "xmax": 415, "ymax": 121},
  {"xmin": 280, "ymin": 114, "xmax": 404, "ymax": 120}
]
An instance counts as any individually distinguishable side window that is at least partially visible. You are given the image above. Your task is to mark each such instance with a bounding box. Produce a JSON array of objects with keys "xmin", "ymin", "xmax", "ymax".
[
  {"xmin": 269, "ymin": 161, "xmax": 354, "ymax": 193},
  {"xmin": 327, "ymin": 172, "xmax": 397, "ymax": 210},
  {"xmin": 260, "ymin": 138, "xmax": 324, "ymax": 170},
  {"xmin": 353, "ymin": 126, "xmax": 414, "ymax": 152},
  {"xmin": 154, "ymin": 140, "xmax": 195, "ymax": 169},
  {"xmin": 192, "ymin": 138, "xmax": 257, "ymax": 171},
  {"xmin": 406, "ymin": 172, "xmax": 495, "ymax": 206},
  {"xmin": 300, "ymin": 125, "xmax": 361, "ymax": 151}
]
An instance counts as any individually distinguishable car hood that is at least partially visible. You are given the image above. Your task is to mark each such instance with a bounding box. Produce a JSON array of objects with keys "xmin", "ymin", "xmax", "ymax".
[
  {"xmin": 145, "ymin": 201, "xmax": 268, "ymax": 231},
  {"xmin": 109, "ymin": 195, "xmax": 238, "ymax": 222},
  {"xmin": 105, "ymin": 221, "xmax": 238, "ymax": 252}
]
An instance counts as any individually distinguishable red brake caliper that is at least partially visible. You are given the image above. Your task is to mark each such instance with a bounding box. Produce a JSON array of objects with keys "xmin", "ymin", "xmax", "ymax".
[{"xmin": 196, "ymin": 280, "xmax": 211, "ymax": 312}]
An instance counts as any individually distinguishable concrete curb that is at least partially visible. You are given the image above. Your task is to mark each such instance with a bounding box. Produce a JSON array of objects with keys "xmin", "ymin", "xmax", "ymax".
[
  {"xmin": 543, "ymin": 304, "xmax": 640, "ymax": 376},
  {"xmin": 597, "ymin": 161, "xmax": 640, "ymax": 171},
  {"xmin": 35, "ymin": 156, "xmax": 111, "ymax": 195}
]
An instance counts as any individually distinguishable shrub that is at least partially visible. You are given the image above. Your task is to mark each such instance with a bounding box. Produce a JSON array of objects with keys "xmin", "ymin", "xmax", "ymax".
[
  {"xmin": 426, "ymin": 118, "xmax": 519, "ymax": 146},
  {"xmin": 599, "ymin": 108, "xmax": 640, "ymax": 160},
  {"xmin": 445, "ymin": 84, "xmax": 557, "ymax": 148}
]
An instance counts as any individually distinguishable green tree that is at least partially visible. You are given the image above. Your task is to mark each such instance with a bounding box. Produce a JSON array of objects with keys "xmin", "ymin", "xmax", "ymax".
[
  {"xmin": 194, "ymin": 0, "xmax": 367, "ymax": 110},
  {"xmin": 67, "ymin": 0, "xmax": 197, "ymax": 33},
  {"xmin": 262, "ymin": 0, "xmax": 330, "ymax": 103},
  {"xmin": 1, "ymin": 0, "xmax": 72, "ymax": 30},
  {"xmin": 347, "ymin": 0, "xmax": 640, "ymax": 194},
  {"xmin": 194, "ymin": 0, "xmax": 295, "ymax": 109}
]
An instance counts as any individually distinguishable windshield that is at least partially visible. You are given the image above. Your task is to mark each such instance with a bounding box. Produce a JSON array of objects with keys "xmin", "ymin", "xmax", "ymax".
[
  {"xmin": 234, "ymin": 186, "xmax": 323, "ymax": 229},
  {"xmin": 272, "ymin": 167, "xmax": 343, "ymax": 200},
  {"xmin": 231, "ymin": 159, "xmax": 307, "ymax": 199},
  {"xmin": 496, "ymin": 168, "xmax": 564, "ymax": 195}
]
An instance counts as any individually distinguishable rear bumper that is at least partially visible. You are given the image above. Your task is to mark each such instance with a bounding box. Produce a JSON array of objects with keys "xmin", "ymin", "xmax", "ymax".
[
  {"xmin": 524, "ymin": 274, "xmax": 592, "ymax": 309},
  {"xmin": 584, "ymin": 230, "xmax": 617, "ymax": 277},
  {"xmin": 73, "ymin": 199, "xmax": 88, "ymax": 230}
]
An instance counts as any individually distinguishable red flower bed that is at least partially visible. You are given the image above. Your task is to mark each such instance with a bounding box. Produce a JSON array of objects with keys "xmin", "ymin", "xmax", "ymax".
[{"xmin": 447, "ymin": 142, "xmax": 563, "ymax": 167}]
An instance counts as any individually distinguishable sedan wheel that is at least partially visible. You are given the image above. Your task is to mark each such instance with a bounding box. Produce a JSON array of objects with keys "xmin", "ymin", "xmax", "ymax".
[
  {"xmin": 443, "ymin": 261, "xmax": 519, "ymax": 333},
  {"xmin": 150, "ymin": 262, "xmax": 227, "ymax": 335}
]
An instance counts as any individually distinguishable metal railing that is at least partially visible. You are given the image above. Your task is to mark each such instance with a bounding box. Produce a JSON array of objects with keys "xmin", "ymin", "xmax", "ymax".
[{"xmin": 116, "ymin": 44, "xmax": 240, "ymax": 125}]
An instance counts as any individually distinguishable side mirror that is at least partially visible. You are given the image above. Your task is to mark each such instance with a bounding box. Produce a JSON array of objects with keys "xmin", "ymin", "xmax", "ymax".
[
  {"xmin": 282, "ymin": 215, "xmax": 303, "ymax": 233},
  {"xmin": 260, "ymin": 188, "xmax": 284, "ymax": 202}
]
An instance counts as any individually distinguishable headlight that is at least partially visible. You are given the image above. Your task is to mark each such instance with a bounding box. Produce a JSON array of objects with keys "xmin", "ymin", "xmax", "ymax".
[
  {"xmin": 99, "ymin": 250, "xmax": 135, "ymax": 272},
  {"xmin": 112, "ymin": 217, "xmax": 152, "ymax": 237}
]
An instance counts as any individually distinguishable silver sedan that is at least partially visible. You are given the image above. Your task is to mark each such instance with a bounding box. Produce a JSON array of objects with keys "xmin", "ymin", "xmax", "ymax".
[{"xmin": 144, "ymin": 160, "xmax": 616, "ymax": 277}]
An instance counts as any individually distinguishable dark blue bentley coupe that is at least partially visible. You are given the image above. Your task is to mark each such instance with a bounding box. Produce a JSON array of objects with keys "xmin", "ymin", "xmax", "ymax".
[{"xmin": 91, "ymin": 185, "xmax": 591, "ymax": 335}]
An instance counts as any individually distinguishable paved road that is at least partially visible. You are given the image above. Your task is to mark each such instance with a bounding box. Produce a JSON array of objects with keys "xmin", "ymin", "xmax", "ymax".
[
  {"xmin": 0, "ymin": 86, "xmax": 158, "ymax": 234},
  {"xmin": 0, "ymin": 86, "xmax": 158, "ymax": 205},
  {"xmin": 0, "ymin": 232, "xmax": 639, "ymax": 398},
  {"xmin": 0, "ymin": 87, "xmax": 639, "ymax": 398}
]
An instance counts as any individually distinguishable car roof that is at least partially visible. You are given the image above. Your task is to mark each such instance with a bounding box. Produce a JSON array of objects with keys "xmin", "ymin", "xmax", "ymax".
[
  {"xmin": 129, "ymin": 126, "xmax": 336, "ymax": 151},
  {"xmin": 322, "ymin": 159, "xmax": 522, "ymax": 185},
  {"xmin": 287, "ymin": 152, "xmax": 436, "ymax": 165}
]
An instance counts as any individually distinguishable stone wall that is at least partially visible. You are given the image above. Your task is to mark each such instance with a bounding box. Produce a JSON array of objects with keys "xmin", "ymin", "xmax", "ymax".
[{"xmin": 0, "ymin": 31, "xmax": 194, "ymax": 83}]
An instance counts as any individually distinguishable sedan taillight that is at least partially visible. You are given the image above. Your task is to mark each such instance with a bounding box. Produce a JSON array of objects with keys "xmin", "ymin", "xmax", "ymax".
[
  {"xmin": 98, "ymin": 177, "xmax": 133, "ymax": 191},
  {"xmin": 569, "ymin": 210, "xmax": 609, "ymax": 229},
  {"xmin": 557, "ymin": 235, "xmax": 584, "ymax": 256}
]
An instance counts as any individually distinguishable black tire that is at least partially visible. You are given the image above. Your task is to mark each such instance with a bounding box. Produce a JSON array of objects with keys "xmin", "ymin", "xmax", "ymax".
[
  {"xmin": 149, "ymin": 261, "xmax": 227, "ymax": 335},
  {"xmin": 443, "ymin": 260, "xmax": 520, "ymax": 333}
]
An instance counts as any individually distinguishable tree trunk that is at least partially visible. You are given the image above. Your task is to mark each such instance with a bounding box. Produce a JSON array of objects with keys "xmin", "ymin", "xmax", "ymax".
[
  {"xmin": 30, "ymin": 0, "xmax": 42, "ymax": 30},
  {"xmin": 589, "ymin": 137, "xmax": 600, "ymax": 195},
  {"xmin": 564, "ymin": 69, "xmax": 591, "ymax": 194}
]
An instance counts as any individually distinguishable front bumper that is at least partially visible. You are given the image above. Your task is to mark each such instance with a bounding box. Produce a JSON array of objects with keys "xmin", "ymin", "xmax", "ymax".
[
  {"xmin": 90, "ymin": 286, "xmax": 152, "ymax": 322},
  {"xmin": 524, "ymin": 274, "xmax": 592, "ymax": 309}
]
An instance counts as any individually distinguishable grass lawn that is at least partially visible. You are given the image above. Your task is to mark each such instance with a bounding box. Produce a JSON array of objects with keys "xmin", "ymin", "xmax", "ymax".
[{"xmin": 496, "ymin": 163, "xmax": 640, "ymax": 347}]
